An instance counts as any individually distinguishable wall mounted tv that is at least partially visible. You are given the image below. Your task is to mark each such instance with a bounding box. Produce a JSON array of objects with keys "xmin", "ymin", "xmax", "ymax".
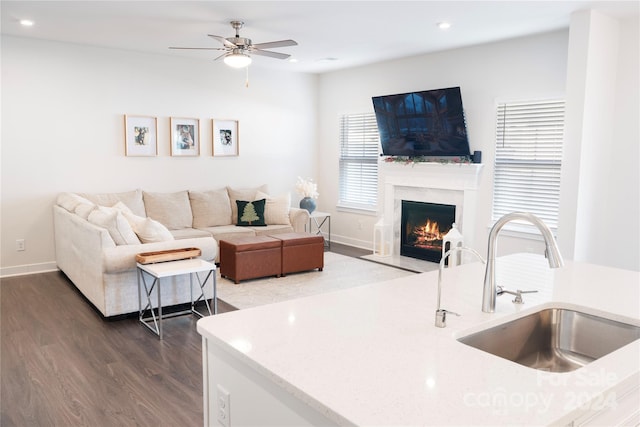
[{"xmin": 372, "ymin": 86, "xmax": 471, "ymax": 158}]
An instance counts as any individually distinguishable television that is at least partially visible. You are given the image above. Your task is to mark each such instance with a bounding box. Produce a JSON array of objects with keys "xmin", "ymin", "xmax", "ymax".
[{"xmin": 372, "ymin": 86, "xmax": 471, "ymax": 158}]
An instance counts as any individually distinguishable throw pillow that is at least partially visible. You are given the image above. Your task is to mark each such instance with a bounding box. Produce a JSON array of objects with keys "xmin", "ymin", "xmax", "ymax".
[
  {"xmin": 88, "ymin": 206, "xmax": 140, "ymax": 245},
  {"xmin": 256, "ymin": 191, "xmax": 291, "ymax": 225},
  {"xmin": 236, "ymin": 199, "xmax": 266, "ymax": 226},
  {"xmin": 189, "ymin": 189, "xmax": 233, "ymax": 228},
  {"xmin": 131, "ymin": 217, "xmax": 175, "ymax": 243},
  {"xmin": 74, "ymin": 203, "xmax": 97, "ymax": 220},
  {"xmin": 143, "ymin": 191, "xmax": 193, "ymax": 230},
  {"xmin": 112, "ymin": 201, "xmax": 134, "ymax": 216},
  {"xmin": 113, "ymin": 202, "xmax": 174, "ymax": 243},
  {"xmin": 227, "ymin": 185, "xmax": 269, "ymax": 225}
]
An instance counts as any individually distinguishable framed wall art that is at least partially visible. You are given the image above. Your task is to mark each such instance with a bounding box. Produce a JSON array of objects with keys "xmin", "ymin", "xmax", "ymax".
[
  {"xmin": 170, "ymin": 117, "xmax": 200, "ymax": 156},
  {"xmin": 124, "ymin": 115, "xmax": 158, "ymax": 157},
  {"xmin": 212, "ymin": 119, "xmax": 239, "ymax": 157}
]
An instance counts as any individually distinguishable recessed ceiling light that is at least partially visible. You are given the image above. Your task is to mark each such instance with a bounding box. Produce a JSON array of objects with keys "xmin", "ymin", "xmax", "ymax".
[
  {"xmin": 288, "ymin": 58, "xmax": 299, "ymax": 63},
  {"xmin": 438, "ymin": 22, "xmax": 451, "ymax": 30},
  {"xmin": 20, "ymin": 19, "xmax": 34, "ymax": 27}
]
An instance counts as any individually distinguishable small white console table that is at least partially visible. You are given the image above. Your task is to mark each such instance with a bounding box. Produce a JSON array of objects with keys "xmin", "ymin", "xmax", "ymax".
[{"xmin": 137, "ymin": 258, "xmax": 217, "ymax": 339}]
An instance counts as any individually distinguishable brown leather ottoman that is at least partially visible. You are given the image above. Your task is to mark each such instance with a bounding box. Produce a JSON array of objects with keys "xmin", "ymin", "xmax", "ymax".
[
  {"xmin": 269, "ymin": 233, "xmax": 324, "ymax": 276},
  {"xmin": 219, "ymin": 236, "xmax": 282, "ymax": 284}
]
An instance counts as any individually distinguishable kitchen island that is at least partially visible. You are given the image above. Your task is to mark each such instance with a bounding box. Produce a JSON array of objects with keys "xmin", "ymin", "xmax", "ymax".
[{"xmin": 197, "ymin": 254, "xmax": 640, "ymax": 426}]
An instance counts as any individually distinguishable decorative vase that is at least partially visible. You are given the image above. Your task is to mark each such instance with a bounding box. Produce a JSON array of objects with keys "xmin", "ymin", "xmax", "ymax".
[{"xmin": 299, "ymin": 197, "xmax": 317, "ymax": 213}]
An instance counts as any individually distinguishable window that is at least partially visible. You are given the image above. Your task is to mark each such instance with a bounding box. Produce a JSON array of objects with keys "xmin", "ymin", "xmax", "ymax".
[
  {"xmin": 492, "ymin": 99, "xmax": 565, "ymax": 232},
  {"xmin": 338, "ymin": 113, "xmax": 380, "ymax": 212}
]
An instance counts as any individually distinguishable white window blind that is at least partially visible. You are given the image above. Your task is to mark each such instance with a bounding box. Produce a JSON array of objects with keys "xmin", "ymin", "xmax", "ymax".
[
  {"xmin": 338, "ymin": 113, "xmax": 379, "ymax": 211},
  {"xmin": 492, "ymin": 99, "xmax": 565, "ymax": 231}
]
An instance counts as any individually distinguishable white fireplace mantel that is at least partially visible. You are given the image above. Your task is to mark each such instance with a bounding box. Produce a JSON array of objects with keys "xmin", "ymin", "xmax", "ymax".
[
  {"xmin": 378, "ymin": 161, "xmax": 484, "ymax": 259},
  {"xmin": 380, "ymin": 161, "xmax": 483, "ymax": 191}
]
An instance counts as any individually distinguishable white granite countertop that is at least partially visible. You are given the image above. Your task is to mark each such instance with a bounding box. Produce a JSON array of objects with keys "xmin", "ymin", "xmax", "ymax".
[{"xmin": 197, "ymin": 254, "xmax": 640, "ymax": 426}]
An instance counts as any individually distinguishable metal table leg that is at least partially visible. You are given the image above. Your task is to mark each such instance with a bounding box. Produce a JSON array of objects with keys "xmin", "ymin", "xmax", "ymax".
[
  {"xmin": 138, "ymin": 268, "xmax": 162, "ymax": 338},
  {"xmin": 190, "ymin": 269, "xmax": 216, "ymax": 317}
]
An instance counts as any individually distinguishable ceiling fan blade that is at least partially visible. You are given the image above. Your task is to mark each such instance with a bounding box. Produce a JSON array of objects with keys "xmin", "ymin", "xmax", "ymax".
[
  {"xmin": 251, "ymin": 39, "xmax": 298, "ymax": 50},
  {"xmin": 208, "ymin": 34, "xmax": 237, "ymax": 48},
  {"xmin": 213, "ymin": 52, "xmax": 228, "ymax": 61},
  {"xmin": 251, "ymin": 49, "xmax": 291, "ymax": 60},
  {"xmin": 169, "ymin": 47, "xmax": 226, "ymax": 51}
]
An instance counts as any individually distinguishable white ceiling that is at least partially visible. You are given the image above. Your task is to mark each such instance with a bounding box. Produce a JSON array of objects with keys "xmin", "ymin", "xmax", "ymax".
[{"xmin": 2, "ymin": 1, "xmax": 638, "ymax": 74}]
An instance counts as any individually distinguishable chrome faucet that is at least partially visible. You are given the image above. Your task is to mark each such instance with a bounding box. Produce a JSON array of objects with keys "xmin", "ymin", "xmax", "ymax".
[
  {"xmin": 496, "ymin": 286, "xmax": 538, "ymax": 304},
  {"xmin": 482, "ymin": 212, "xmax": 564, "ymax": 313},
  {"xmin": 435, "ymin": 246, "xmax": 485, "ymax": 328}
]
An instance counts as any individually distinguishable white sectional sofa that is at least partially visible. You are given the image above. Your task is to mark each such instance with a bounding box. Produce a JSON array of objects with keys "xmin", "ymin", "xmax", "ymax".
[{"xmin": 53, "ymin": 186, "xmax": 309, "ymax": 318}]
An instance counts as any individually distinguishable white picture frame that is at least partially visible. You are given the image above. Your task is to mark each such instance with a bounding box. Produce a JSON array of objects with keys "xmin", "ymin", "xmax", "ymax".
[
  {"xmin": 170, "ymin": 117, "xmax": 200, "ymax": 157},
  {"xmin": 124, "ymin": 115, "xmax": 158, "ymax": 157},
  {"xmin": 212, "ymin": 119, "xmax": 239, "ymax": 157}
]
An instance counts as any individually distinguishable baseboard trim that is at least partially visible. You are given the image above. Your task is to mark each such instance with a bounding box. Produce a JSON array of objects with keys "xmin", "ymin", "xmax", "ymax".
[
  {"xmin": 0, "ymin": 262, "xmax": 59, "ymax": 278},
  {"xmin": 330, "ymin": 234, "xmax": 372, "ymax": 251}
]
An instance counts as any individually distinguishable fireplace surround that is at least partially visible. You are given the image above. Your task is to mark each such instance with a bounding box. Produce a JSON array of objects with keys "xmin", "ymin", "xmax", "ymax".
[{"xmin": 376, "ymin": 161, "xmax": 483, "ymax": 264}]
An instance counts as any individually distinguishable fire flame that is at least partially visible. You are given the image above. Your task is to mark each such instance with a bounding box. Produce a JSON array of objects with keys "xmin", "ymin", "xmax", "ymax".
[{"xmin": 414, "ymin": 219, "xmax": 446, "ymax": 244}]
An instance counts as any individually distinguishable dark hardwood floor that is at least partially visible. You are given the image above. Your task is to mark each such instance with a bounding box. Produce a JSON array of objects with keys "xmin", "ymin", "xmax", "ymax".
[{"xmin": 0, "ymin": 243, "xmax": 369, "ymax": 426}]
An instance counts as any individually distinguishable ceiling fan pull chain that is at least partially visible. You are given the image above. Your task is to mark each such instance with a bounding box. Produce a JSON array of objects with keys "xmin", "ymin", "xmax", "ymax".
[{"xmin": 245, "ymin": 66, "xmax": 250, "ymax": 88}]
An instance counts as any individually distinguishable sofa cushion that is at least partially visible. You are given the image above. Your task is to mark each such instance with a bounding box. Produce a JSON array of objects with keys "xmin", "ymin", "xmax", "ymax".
[
  {"xmin": 201, "ymin": 225, "xmax": 256, "ymax": 242},
  {"xmin": 143, "ymin": 191, "xmax": 193, "ymax": 230},
  {"xmin": 236, "ymin": 199, "xmax": 266, "ymax": 226},
  {"xmin": 88, "ymin": 206, "xmax": 141, "ymax": 245},
  {"xmin": 81, "ymin": 189, "xmax": 146, "ymax": 217},
  {"xmin": 169, "ymin": 228, "xmax": 213, "ymax": 240},
  {"xmin": 256, "ymin": 191, "xmax": 291, "ymax": 225},
  {"xmin": 189, "ymin": 189, "xmax": 232, "ymax": 228},
  {"xmin": 227, "ymin": 185, "xmax": 268, "ymax": 225},
  {"xmin": 251, "ymin": 224, "xmax": 295, "ymax": 236},
  {"xmin": 57, "ymin": 192, "xmax": 93, "ymax": 212}
]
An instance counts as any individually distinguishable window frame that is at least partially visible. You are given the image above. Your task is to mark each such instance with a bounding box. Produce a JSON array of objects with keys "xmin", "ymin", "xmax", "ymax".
[{"xmin": 337, "ymin": 112, "xmax": 380, "ymax": 214}]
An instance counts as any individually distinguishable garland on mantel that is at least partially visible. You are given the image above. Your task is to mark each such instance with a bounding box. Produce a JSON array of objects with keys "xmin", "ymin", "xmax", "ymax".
[{"xmin": 382, "ymin": 155, "xmax": 472, "ymax": 165}]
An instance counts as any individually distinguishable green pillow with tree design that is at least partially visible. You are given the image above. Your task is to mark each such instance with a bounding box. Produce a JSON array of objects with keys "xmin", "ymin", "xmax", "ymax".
[{"xmin": 236, "ymin": 199, "xmax": 266, "ymax": 226}]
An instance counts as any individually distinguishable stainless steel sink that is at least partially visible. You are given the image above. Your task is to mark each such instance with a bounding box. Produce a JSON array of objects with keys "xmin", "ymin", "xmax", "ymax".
[{"xmin": 458, "ymin": 308, "xmax": 640, "ymax": 372}]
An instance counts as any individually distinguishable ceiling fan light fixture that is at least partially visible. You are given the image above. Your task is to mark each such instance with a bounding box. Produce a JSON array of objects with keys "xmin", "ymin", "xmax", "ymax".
[{"xmin": 224, "ymin": 52, "xmax": 252, "ymax": 68}]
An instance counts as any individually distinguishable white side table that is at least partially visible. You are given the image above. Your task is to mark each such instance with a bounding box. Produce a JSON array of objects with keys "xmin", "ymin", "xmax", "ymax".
[
  {"xmin": 137, "ymin": 258, "xmax": 217, "ymax": 339},
  {"xmin": 307, "ymin": 211, "xmax": 331, "ymax": 249}
]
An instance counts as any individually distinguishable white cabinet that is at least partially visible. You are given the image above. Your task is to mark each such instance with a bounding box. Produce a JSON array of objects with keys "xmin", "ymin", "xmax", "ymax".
[
  {"xmin": 569, "ymin": 381, "xmax": 639, "ymax": 426},
  {"xmin": 201, "ymin": 338, "xmax": 342, "ymax": 427}
]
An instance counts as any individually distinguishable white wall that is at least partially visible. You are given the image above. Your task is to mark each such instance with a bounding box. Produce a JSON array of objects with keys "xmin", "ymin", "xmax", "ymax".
[
  {"xmin": 611, "ymin": 16, "xmax": 640, "ymax": 271},
  {"xmin": 317, "ymin": 30, "xmax": 570, "ymax": 256},
  {"xmin": 559, "ymin": 13, "xmax": 639, "ymax": 271},
  {"xmin": 0, "ymin": 36, "xmax": 318, "ymax": 275}
]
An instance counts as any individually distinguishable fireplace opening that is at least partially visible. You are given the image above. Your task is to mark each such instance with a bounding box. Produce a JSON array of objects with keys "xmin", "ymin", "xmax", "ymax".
[{"xmin": 401, "ymin": 200, "xmax": 456, "ymax": 263}]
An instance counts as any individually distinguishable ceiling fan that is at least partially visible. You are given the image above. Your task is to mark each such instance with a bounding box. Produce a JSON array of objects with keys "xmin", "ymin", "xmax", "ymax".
[{"xmin": 169, "ymin": 20, "xmax": 298, "ymax": 68}]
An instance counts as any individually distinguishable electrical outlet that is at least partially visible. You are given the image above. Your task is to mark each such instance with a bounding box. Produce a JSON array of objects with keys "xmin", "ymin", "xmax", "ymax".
[
  {"xmin": 16, "ymin": 239, "xmax": 25, "ymax": 251},
  {"xmin": 216, "ymin": 384, "xmax": 230, "ymax": 427}
]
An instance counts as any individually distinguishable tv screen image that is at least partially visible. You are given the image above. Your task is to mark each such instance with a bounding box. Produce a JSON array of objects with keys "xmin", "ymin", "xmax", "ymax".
[{"xmin": 372, "ymin": 87, "xmax": 471, "ymax": 158}]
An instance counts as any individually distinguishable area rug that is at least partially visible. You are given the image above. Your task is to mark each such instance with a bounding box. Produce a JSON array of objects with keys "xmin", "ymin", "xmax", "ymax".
[{"xmin": 216, "ymin": 252, "xmax": 416, "ymax": 310}]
